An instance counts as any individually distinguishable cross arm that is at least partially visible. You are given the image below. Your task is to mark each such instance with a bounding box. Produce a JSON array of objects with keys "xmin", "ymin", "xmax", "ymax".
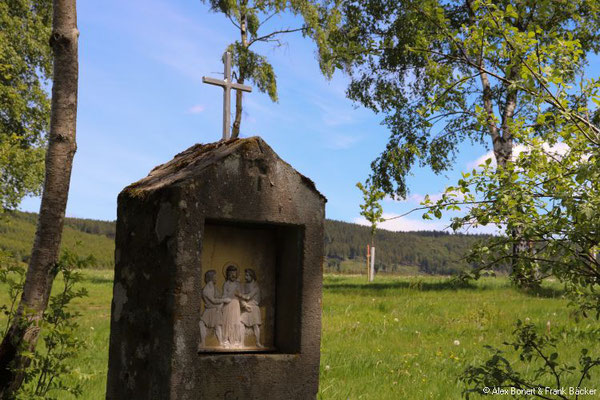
[
  {"xmin": 202, "ymin": 76, "xmax": 227, "ymax": 87},
  {"xmin": 231, "ymin": 82, "xmax": 252, "ymax": 93}
]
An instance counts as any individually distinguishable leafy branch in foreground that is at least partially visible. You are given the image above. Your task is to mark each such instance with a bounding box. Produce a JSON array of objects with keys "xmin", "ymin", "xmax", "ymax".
[
  {"xmin": 1, "ymin": 248, "xmax": 93, "ymax": 399},
  {"xmin": 0, "ymin": 0, "xmax": 51, "ymax": 213},
  {"xmin": 461, "ymin": 321, "xmax": 600, "ymax": 400},
  {"xmin": 0, "ymin": 252, "xmax": 25, "ymax": 338}
]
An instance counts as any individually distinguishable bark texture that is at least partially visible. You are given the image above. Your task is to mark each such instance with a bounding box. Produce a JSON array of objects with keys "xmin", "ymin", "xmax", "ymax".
[
  {"xmin": 231, "ymin": 5, "xmax": 248, "ymax": 139},
  {"xmin": 477, "ymin": 55, "xmax": 533, "ymax": 286},
  {"xmin": 0, "ymin": 0, "xmax": 78, "ymax": 396}
]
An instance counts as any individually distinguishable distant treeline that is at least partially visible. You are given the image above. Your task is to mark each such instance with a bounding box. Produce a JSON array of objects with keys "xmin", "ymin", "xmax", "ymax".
[
  {"xmin": 13, "ymin": 211, "xmax": 116, "ymax": 238},
  {"xmin": 0, "ymin": 211, "xmax": 116, "ymax": 268},
  {"xmin": 325, "ymin": 219, "xmax": 492, "ymax": 275},
  {"xmin": 1, "ymin": 212, "xmax": 492, "ymax": 275}
]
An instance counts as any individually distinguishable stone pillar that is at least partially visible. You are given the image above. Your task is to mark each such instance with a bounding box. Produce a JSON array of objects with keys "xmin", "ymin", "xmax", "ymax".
[{"xmin": 106, "ymin": 137, "xmax": 326, "ymax": 399}]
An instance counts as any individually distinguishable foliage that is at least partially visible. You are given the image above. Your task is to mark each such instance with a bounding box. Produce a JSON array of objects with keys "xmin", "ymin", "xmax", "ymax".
[
  {"xmin": 0, "ymin": 0, "xmax": 52, "ymax": 212},
  {"xmin": 0, "ymin": 251, "xmax": 25, "ymax": 338},
  {"xmin": 1, "ymin": 249, "xmax": 91, "ymax": 399},
  {"xmin": 423, "ymin": 78, "xmax": 600, "ymax": 313},
  {"xmin": 227, "ymin": 41, "xmax": 278, "ymax": 101},
  {"xmin": 202, "ymin": 0, "xmax": 331, "ymax": 136},
  {"xmin": 398, "ymin": 2, "xmax": 600, "ymax": 393},
  {"xmin": 315, "ymin": 0, "xmax": 600, "ymax": 198},
  {"xmin": 461, "ymin": 320, "xmax": 600, "ymax": 399},
  {"xmin": 356, "ymin": 180, "xmax": 385, "ymax": 240}
]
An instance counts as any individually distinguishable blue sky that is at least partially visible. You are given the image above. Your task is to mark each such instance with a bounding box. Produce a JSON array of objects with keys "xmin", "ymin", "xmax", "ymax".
[{"xmin": 19, "ymin": 0, "xmax": 495, "ymax": 231}]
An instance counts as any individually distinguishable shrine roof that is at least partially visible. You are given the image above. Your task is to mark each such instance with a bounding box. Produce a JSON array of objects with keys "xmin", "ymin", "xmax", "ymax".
[{"xmin": 123, "ymin": 136, "xmax": 326, "ymax": 201}]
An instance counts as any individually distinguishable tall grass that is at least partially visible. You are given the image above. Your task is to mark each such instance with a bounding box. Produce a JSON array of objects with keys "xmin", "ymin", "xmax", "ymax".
[
  {"xmin": 319, "ymin": 275, "xmax": 600, "ymax": 399},
  {"xmin": 1, "ymin": 272, "xmax": 598, "ymax": 399}
]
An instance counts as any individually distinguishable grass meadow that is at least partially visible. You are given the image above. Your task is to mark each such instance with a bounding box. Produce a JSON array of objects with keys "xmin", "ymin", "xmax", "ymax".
[{"xmin": 2, "ymin": 271, "xmax": 600, "ymax": 399}]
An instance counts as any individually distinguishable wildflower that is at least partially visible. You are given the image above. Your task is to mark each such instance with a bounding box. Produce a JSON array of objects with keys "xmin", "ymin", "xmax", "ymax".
[
  {"xmin": 325, "ymin": 365, "xmax": 330, "ymax": 371},
  {"xmin": 453, "ymin": 340, "xmax": 460, "ymax": 346},
  {"xmin": 394, "ymin": 318, "xmax": 399, "ymax": 322}
]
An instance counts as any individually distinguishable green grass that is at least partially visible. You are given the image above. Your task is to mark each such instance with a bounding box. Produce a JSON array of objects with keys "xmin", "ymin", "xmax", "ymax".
[
  {"xmin": 1, "ymin": 272, "xmax": 599, "ymax": 399},
  {"xmin": 0, "ymin": 270, "xmax": 114, "ymax": 399},
  {"xmin": 318, "ymin": 275, "xmax": 600, "ymax": 399}
]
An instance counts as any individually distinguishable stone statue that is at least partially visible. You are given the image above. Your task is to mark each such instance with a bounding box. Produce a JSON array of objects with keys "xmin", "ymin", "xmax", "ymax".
[
  {"xmin": 240, "ymin": 268, "xmax": 263, "ymax": 348},
  {"xmin": 221, "ymin": 264, "xmax": 244, "ymax": 347},
  {"xmin": 198, "ymin": 270, "xmax": 229, "ymax": 349}
]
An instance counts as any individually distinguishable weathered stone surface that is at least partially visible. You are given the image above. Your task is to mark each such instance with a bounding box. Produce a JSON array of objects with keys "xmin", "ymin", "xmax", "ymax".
[{"xmin": 106, "ymin": 137, "xmax": 326, "ymax": 400}]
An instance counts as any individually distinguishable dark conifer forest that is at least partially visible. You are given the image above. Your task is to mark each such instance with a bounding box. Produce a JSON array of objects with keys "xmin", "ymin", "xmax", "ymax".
[{"xmin": 0, "ymin": 212, "xmax": 492, "ymax": 274}]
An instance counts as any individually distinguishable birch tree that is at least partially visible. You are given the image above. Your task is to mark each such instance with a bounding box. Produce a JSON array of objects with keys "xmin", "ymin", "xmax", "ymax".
[
  {"xmin": 315, "ymin": 0, "xmax": 600, "ymax": 285},
  {"xmin": 0, "ymin": 0, "xmax": 79, "ymax": 395},
  {"xmin": 202, "ymin": 0, "xmax": 325, "ymax": 138}
]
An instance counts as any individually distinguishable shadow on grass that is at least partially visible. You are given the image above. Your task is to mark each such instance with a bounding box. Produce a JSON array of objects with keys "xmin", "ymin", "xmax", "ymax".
[
  {"xmin": 323, "ymin": 280, "xmax": 478, "ymax": 292},
  {"xmin": 324, "ymin": 278, "xmax": 566, "ymax": 297},
  {"xmin": 523, "ymin": 285, "xmax": 565, "ymax": 299},
  {"xmin": 84, "ymin": 275, "xmax": 114, "ymax": 285}
]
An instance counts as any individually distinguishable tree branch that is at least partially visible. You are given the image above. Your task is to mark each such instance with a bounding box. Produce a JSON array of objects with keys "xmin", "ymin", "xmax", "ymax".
[
  {"xmin": 227, "ymin": 14, "xmax": 241, "ymax": 30},
  {"xmin": 248, "ymin": 27, "xmax": 306, "ymax": 46},
  {"xmin": 381, "ymin": 200, "xmax": 494, "ymax": 222}
]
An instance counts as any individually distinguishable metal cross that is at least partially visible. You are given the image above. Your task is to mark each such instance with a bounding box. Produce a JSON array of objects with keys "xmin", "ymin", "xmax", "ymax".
[{"xmin": 202, "ymin": 52, "xmax": 253, "ymax": 141}]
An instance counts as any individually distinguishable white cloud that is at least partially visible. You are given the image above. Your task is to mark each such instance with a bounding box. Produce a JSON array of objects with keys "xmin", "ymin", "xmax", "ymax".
[
  {"xmin": 464, "ymin": 223, "xmax": 503, "ymax": 235},
  {"xmin": 383, "ymin": 191, "xmax": 457, "ymax": 205},
  {"xmin": 326, "ymin": 134, "xmax": 360, "ymax": 150},
  {"xmin": 466, "ymin": 142, "xmax": 571, "ymax": 170},
  {"xmin": 354, "ymin": 212, "xmax": 503, "ymax": 235},
  {"xmin": 466, "ymin": 150, "xmax": 495, "ymax": 170},
  {"xmin": 383, "ymin": 193, "xmax": 425, "ymax": 204},
  {"xmin": 188, "ymin": 104, "xmax": 205, "ymax": 114},
  {"xmin": 317, "ymin": 101, "xmax": 357, "ymax": 127},
  {"xmin": 354, "ymin": 213, "xmax": 449, "ymax": 232}
]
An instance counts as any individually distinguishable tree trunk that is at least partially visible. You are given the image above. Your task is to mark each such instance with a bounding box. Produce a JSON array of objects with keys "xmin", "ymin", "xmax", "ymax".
[
  {"xmin": 232, "ymin": 78, "xmax": 245, "ymax": 139},
  {"xmin": 231, "ymin": 9, "xmax": 248, "ymax": 139},
  {"xmin": 493, "ymin": 138, "xmax": 532, "ymax": 286},
  {"xmin": 0, "ymin": 0, "xmax": 78, "ymax": 396},
  {"xmin": 479, "ymin": 63, "xmax": 534, "ymax": 287}
]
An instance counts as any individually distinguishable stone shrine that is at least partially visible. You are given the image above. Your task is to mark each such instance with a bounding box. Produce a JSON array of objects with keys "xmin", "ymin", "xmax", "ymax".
[{"xmin": 105, "ymin": 137, "xmax": 326, "ymax": 399}]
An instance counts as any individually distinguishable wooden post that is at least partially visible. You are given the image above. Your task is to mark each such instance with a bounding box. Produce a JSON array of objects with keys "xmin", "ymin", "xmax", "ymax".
[
  {"xmin": 370, "ymin": 247, "xmax": 375, "ymax": 282},
  {"xmin": 366, "ymin": 244, "xmax": 370, "ymax": 281}
]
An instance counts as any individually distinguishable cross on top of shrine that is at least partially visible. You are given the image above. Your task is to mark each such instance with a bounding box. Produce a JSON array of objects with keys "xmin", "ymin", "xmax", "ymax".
[{"xmin": 202, "ymin": 52, "xmax": 253, "ymax": 141}]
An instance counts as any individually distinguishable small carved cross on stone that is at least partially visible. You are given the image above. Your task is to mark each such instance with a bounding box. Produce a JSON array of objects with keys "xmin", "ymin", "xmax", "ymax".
[{"xmin": 203, "ymin": 52, "xmax": 253, "ymax": 141}]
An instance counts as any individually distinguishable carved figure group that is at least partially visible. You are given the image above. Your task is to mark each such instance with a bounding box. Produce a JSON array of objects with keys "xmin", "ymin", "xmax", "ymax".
[{"xmin": 199, "ymin": 265, "xmax": 263, "ymax": 349}]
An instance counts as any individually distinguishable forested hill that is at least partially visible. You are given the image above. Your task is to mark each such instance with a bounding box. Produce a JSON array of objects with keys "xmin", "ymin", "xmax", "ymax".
[
  {"xmin": 0, "ymin": 211, "xmax": 116, "ymax": 267},
  {"xmin": 325, "ymin": 219, "xmax": 488, "ymax": 275},
  {"xmin": 0, "ymin": 212, "xmax": 488, "ymax": 274}
]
